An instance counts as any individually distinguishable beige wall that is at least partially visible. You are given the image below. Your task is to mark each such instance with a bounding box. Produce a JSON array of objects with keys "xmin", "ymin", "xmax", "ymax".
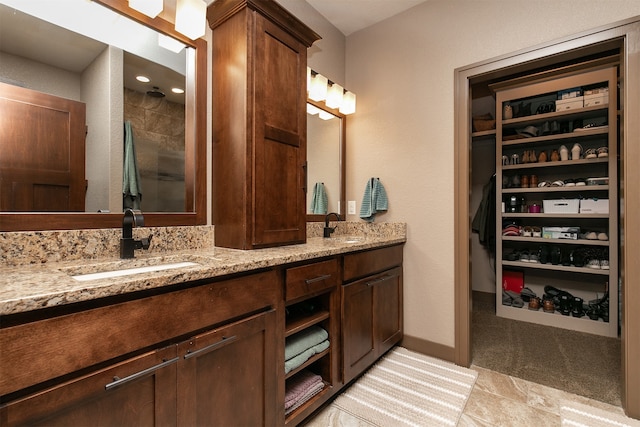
[{"xmin": 342, "ymin": 1, "xmax": 640, "ymax": 348}]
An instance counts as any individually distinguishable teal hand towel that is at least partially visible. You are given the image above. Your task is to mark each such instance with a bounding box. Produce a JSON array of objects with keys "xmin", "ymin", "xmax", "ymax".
[
  {"xmin": 285, "ymin": 325, "xmax": 329, "ymax": 361},
  {"xmin": 310, "ymin": 182, "xmax": 328, "ymax": 214},
  {"xmin": 359, "ymin": 178, "xmax": 388, "ymax": 222},
  {"xmin": 123, "ymin": 121, "xmax": 142, "ymax": 209}
]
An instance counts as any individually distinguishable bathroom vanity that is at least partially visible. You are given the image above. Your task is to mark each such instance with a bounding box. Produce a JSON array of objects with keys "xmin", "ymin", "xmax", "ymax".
[{"xmin": 0, "ymin": 231, "xmax": 405, "ymax": 426}]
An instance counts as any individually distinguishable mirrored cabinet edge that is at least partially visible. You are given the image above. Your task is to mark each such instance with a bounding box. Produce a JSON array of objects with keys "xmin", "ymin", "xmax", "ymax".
[
  {"xmin": 0, "ymin": 0, "xmax": 207, "ymax": 232},
  {"xmin": 305, "ymin": 99, "xmax": 347, "ymax": 223}
]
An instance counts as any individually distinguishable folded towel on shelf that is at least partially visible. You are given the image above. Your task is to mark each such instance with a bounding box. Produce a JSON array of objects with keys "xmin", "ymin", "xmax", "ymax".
[
  {"xmin": 284, "ymin": 340, "xmax": 330, "ymax": 374},
  {"xmin": 359, "ymin": 177, "xmax": 388, "ymax": 222},
  {"xmin": 285, "ymin": 326, "xmax": 329, "ymax": 361},
  {"xmin": 285, "ymin": 381, "xmax": 325, "ymax": 415},
  {"xmin": 285, "ymin": 369, "xmax": 324, "ymax": 410},
  {"xmin": 310, "ymin": 182, "xmax": 328, "ymax": 214}
]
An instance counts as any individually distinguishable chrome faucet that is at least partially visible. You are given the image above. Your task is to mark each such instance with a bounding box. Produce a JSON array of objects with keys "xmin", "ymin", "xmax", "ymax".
[
  {"xmin": 120, "ymin": 209, "xmax": 152, "ymax": 259},
  {"xmin": 323, "ymin": 212, "xmax": 341, "ymax": 238}
]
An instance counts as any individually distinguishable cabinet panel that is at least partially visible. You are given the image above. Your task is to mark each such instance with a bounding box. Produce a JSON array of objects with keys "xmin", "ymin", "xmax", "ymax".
[
  {"xmin": 1, "ymin": 346, "xmax": 177, "ymax": 427},
  {"xmin": 342, "ymin": 279, "xmax": 375, "ymax": 383},
  {"xmin": 177, "ymin": 310, "xmax": 277, "ymax": 427},
  {"xmin": 374, "ymin": 267, "xmax": 403, "ymax": 356},
  {"xmin": 343, "ymin": 245, "xmax": 403, "ymax": 282}
]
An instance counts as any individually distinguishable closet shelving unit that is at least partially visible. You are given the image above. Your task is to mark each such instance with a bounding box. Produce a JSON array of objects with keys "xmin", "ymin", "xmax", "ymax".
[{"xmin": 493, "ymin": 65, "xmax": 618, "ymax": 338}]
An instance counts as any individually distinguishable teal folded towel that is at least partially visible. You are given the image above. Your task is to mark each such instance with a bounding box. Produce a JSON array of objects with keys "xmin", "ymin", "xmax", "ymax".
[
  {"xmin": 285, "ymin": 325, "xmax": 329, "ymax": 361},
  {"xmin": 359, "ymin": 177, "xmax": 388, "ymax": 222},
  {"xmin": 310, "ymin": 182, "xmax": 328, "ymax": 214},
  {"xmin": 284, "ymin": 340, "xmax": 330, "ymax": 374}
]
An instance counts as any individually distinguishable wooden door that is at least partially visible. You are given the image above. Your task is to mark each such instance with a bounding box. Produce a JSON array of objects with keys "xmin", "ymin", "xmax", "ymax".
[
  {"xmin": 177, "ymin": 310, "xmax": 277, "ymax": 426},
  {"xmin": 0, "ymin": 82, "xmax": 86, "ymax": 211},
  {"xmin": 252, "ymin": 14, "xmax": 307, "ymax": 247},
  {"xmin": 0, "ymin": 345, "xmax": 177, "ymax": 427},
  {"xmin": 342, "ymin": 279, "xmax": 376, "ymax": 383}
]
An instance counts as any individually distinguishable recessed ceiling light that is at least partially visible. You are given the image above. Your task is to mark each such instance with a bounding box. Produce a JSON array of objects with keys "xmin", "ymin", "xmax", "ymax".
[
  {"xmin": 171, "ymin": 87, "xmax": 185, "ymax": 94},
  {"xmin": 136, "ymin": 75, "xmax": 150, "ymax": 83}
]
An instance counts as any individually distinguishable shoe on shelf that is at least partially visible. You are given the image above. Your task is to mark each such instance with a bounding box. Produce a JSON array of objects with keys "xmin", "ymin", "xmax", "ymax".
[
  {"xmin": 597, "ymin": 146, "xmax": 609, "ymax": 158},
  {"xmin": 529, "ymin": 175, "xmax": 538, "ymax": 188},
  {"xmin": 519, "ymin": 251, "xmax": 531, "ymax": 262},
  {"xmin": 575, "ymin": 177, "xmax": 587, "ymax": 186},
  {"xmin": 585, "ymin": 148, "xmax": 598, "ymax": 159},
  {"xmin": 538, "ymin": 151, "xmax": 547, "ymax": 162},
  {"xmin": 564, "ymin": 178, "xmax": 576, "ymax": 187},
  {"xmin": 550, "ymin": 246, "xmax": 562, "ymax": 265},
  {"xmin": 571, "ymin": 143, "xmax": 583, "ymax": 160},
  {"xmin": 598, "ymin": 232, "xmax": 609, "ymax": 241},
  {"xmin": 522, "ymin": 226, "xmax": 533, "ymax": 237},
  {"xmin": 584, "ymin": 231, "xmax": 598, "ymax": 240},
  {"xmin": 551, "ymin": 149, "xmax": 560, "ymax": 162},
  {"xmin": 532, "ymin": 226, "xmax": 542, "ymax": 238},
  {"xmin": 586, "ymin": 258, "xmax": 601, "ymax": 269},
  {"xmin": 538, "ymin": 245, "xmax": 550, "ymax": 264},
  {"xmin": 559, "ymin": 145, "xmax": 569, "ymax": 161}
]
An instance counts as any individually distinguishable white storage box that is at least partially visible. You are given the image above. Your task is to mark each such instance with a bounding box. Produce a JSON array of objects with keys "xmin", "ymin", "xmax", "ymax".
[
  {"xmin": 555, "ymin": 97, "xmax": 584, "ymax": 111},
  {"xmin": 542, "ymin": 226, "xmax": 580, "ymax": 240},
  {"xmin": 543, "ymin": 199, "xmax": 580, "ymax": 214},
  {"xmin": 580, "ymin": 198, "xmax": 609, "ymax": 214},
  {"xmin": 583, "ymin": 93, "xmax": 609, "ymax": 107}
]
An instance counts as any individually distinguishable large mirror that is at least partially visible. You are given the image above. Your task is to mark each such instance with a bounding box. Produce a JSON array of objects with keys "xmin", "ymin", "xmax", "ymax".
[
  {"xmin": 0, "ymin": 0, "xmax": 206, "ymax": 231},
  {"xmin": 306, "ymin": 100, "xmax": 345, "ymax": 222}
]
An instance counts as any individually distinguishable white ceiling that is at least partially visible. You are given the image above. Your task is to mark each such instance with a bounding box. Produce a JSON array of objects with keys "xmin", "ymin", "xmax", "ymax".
[{"xmin": 305, "ymin": 0, "xmax": 428, "ymax": 36}]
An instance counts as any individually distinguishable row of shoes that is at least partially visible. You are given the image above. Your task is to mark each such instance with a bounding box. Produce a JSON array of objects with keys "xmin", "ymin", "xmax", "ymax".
[
  {"xmin": 503, "ymin": 245, "xmax": 609, "ymax": 269},
  {"xmin": 504, "ymin": 144, "xmax": 608, "ymax": 166},
  {"xmin": 502, "ymin": 224, "xmax": 542, "ymax": 237},
  {"xmin": 502, "ymin": 286, "xmax": 610, "ymax": 321}
]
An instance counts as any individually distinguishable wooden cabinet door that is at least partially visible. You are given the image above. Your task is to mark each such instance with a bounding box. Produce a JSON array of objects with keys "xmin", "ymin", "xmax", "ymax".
[
  {"xmin": 374, "ymin": 266, "xmax": 403, "ymax": 357},
  {"xmin": 177, "ymin": 310, "xmax": 277, "ymax": 427},
  {"xmin": 342, "ymin": 279, "xmax": 376, "ymax": 383},
  {"xmin": 252, "ymin": 14, "xmax": 307, "ymax": 247},
  {"xmin": 0, "ymin": 345, "xmax": 177, "ymax": 427}
]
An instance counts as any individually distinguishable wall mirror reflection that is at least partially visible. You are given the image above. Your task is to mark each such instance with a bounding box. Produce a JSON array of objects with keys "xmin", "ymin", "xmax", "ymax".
[
  {"xmin": 0, "ymin": 0, "xmax": 206, "ymax": 231},
  {"xmin": 306, "ymin": 100, "xmax": 345, "ymax": 221}
]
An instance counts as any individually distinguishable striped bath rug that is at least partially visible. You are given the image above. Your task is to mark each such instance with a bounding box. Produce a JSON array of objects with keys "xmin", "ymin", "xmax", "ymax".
[
  {"xmin": 561, "ymin": 400, "xmax": 640, "ymax": 427},
  {"xmin": 331, "ymin": 347, "xmax": 477, "ymax": 426}
]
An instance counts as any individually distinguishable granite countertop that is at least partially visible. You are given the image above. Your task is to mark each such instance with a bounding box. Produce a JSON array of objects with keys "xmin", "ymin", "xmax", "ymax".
[{"xmin": 0, "ymin": 235, "xmax": 405, "ymax": 316}]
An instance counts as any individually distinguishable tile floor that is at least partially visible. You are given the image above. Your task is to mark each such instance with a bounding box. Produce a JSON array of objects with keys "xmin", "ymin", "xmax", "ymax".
[{"xmin": 306, "ymin": 365, "xmax": 634, "ymax": 426}]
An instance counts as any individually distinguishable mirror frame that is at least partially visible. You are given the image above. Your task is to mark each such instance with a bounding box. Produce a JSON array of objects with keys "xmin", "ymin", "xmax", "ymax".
[
  {"xmin": 306, "ymin": 99, "xmax": 346, "ymax": 222},
  {"xmin": 0, "ymin": 0, "xmax": 207, "ymax": 231}
]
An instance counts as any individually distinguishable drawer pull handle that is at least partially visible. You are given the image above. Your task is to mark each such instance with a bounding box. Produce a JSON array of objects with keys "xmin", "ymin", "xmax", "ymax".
[
  {"xmin": 366, "ymin": 274, "xmax": 394, "ymax": 287},
  {"xmin": 305, "ymin": 274, "xmax": 332, "ymax": 285},
  {"xmin": 184, "ymin": 335, "xmax": 238, "ymax": 360},
  {"xmin": 105, "ymin": 357, "xmax": 179, "ymax": 391}
]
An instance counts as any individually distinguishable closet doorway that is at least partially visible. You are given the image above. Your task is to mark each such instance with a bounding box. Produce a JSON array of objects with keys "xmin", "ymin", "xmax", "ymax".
[{"xmin": 453, "ymin": 18, "xmax": 640, "ymax": 419}]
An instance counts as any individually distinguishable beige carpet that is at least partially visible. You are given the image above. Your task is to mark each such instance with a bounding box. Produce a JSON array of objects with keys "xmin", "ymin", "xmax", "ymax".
[
  {"xmin": 472, "ymin": 291, "xmax": 622, "ymax": 406},
  {"xmin": 331, "ymin": 347, "xmax": 477, "ymax": 426},
  {"xmin": 561, "ymin": 400, "xmax": 640, "ymax": 427}
]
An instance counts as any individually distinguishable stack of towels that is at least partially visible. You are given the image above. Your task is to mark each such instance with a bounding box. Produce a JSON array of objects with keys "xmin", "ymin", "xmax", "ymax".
[
  {"xmin": 285, "ymin": 325, "xmax": 329, "ymax": 374},
  {"xmin": 285, "ymin": 369, "xmax": 324, "ymax": 415}
]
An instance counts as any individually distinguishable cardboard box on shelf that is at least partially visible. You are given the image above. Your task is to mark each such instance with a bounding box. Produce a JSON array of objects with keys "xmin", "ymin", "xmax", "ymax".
[
  {"xmin": 580, "ymin": 198, "xmax": 609, "ymax": 214},
  {"xmin": 583, "ymin": 93, "xmax": 609, "ymax": 107},
  {"xmin": 555, "ymin": 96, "xmax": 584, "ymax": 111},
  {"xmin": 542, "ymin": 226, "xmax": 580, "ymax": 240},
  {"xmin": 543, "ymin": 199, "xmax": 580, "ymax": 214}
]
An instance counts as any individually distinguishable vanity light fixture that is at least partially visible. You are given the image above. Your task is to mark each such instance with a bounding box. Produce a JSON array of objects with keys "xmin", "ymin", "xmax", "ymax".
[
  {"xmin": 307, "ymin": 103, "xmax": 321, "ymax": 115},
  {"xmin": 128, "ymin": 0, "xmax": 163, "ymax": 18},
  {"xmin": 307, "ymin": 67, "xmax": 356, "ymax": 114},
  {"xmin": 318, "ymin": 110, "xmax": 334, "ymax": 120},
  {"xmin": 175, "ymin": 0, "xmax": 207, "ymax": 40}
]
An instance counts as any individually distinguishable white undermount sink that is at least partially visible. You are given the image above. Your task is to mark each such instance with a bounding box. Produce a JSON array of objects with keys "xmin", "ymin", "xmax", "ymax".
[{"xmin": 60, "ymin": 255, "xmax": 206, "ymax": 282}]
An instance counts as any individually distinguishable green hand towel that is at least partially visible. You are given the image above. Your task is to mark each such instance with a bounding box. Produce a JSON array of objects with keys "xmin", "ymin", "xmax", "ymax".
[{"xmin": 359, "ymin": 178, "xmax": 388, "ymax": 222}]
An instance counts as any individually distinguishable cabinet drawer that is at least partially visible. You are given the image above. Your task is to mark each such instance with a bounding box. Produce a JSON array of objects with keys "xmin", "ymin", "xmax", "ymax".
[
  {"xmin": 343, "ymin": 245, "xmax": 403, "ymax": 282},
  {"xmin": 286, "ymin": 259, "xmax": 339, "ymax": 302}
]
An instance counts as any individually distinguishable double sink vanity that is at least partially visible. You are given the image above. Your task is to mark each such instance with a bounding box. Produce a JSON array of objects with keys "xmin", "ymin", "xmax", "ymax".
[{"xmin": 0, "ymin": 223, "xmax": 406, "ymax": 426}]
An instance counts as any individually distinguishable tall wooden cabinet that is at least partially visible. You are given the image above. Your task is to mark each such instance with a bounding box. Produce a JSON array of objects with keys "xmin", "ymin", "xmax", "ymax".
[
  {"xmin": 494, "ymin": 65, "xmax": 619, "ymax": 337},
  {"xmin": 207, "ymin": 0, "xmax": 321, "ymax": 250}
]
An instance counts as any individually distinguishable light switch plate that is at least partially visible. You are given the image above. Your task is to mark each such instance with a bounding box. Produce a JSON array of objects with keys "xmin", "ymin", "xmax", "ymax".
[{"xmin": 348, "ymin": 200, "xmax": 356, "ymax": 215}]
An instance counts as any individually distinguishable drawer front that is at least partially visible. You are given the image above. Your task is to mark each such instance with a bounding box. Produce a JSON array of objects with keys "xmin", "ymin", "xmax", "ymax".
[
  {"xmin": 286, "ymin": 258, "xmax": 339, "ymax": 302},
  {"xmin": 343, "ymin": 244, "xmax": 403, "ymax": 282}
]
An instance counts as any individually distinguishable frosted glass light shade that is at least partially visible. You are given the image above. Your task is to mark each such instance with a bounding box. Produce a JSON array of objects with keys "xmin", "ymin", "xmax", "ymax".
[
  {"xmin": 306, "ymin": 67, "xmax": 311, "ymax": 93},
  {"xmin": 325, "ymin": 83, "xmax": 343, "ymax": 109},
  {"xmin": 307, "ymin": 104, "xmax": 321, "ymax": 115},
  {"xmin": 318, "ymin": 110, "xmax": 334, "ymax": 120},
  {"xmin": 129, "ymin": 0, "xmax": 163, "ymax": 18},
  {"xmin": 175, "ymin": 0, "xmax": 206, "ymax": 40},
  {"xmin": 309, "ymin": 73, "xmax": 328, "ymax": 102},
  {"xmin": 339, "ymin": 91, "xmax": 356, "ymax": 115}
]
